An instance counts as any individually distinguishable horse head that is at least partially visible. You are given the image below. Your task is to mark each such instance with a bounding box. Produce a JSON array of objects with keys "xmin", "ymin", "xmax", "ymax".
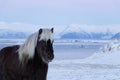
[
  {"xmin": 18, "ymin": 28, "xmax": 54, "ymax": 64},
  {"xmin": 36, "ymin": 28, "xmax": 54, "ymax": 63}
]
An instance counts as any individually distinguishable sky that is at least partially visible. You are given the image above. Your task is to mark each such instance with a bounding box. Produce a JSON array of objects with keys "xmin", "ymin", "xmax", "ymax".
[{"xmin": 0, "ymin": 0, "xmax": 120, "ymax": 25}]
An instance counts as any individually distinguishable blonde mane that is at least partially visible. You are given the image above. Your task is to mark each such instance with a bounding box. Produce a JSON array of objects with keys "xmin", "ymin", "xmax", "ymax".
[{"xmin": 18, "ymin": 32, "xmax": 38, "ymax": 63}]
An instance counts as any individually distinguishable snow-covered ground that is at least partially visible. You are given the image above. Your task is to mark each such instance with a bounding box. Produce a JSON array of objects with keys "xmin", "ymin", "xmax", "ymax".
[
  {"xmin": 1, "ymin": 39, "xmax": 120, "ymax": 80},
  {"xmin": 48, "ymin": 60, "xmax": 120, "ymax": 80},
  {"xmin": 81, "ymin": 39, "xmax": 120, "ymax": 65},
  {"xmin": 47, "ymin": 39, "xmax": 120, "ymax": 80}
]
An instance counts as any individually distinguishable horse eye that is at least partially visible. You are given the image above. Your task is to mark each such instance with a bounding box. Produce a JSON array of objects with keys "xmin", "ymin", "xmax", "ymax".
[{"xmin": 47, "ymin": 39, "xmax": 51, "ymax": 44}]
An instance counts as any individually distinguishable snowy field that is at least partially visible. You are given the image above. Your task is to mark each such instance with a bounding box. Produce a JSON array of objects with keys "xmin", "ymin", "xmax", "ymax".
[
  {"xmin": 1, "ymin": 39, "xmax": 120, "ymax": 80},
  {"xmin": 48, "ymin": 39, "xmax": 120, "ymax": 80},
  {"xmin": 48, "ymin": 60, "xmax": 120, "ymax": 80}
]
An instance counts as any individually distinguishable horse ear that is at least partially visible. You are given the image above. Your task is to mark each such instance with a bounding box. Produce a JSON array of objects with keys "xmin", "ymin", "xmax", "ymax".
[
  {"xmin": 51, "ymin": 28, "xmax": 54, "ymax": 33},
  {"xmin": 39, "ymin": 29, "xmax": 42, "ymax": 35}
]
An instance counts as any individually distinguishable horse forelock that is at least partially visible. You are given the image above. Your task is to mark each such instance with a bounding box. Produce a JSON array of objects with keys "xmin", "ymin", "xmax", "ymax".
[{"xmin": 38, "ymin": 29, "xmax": 53, "ymax": 42}]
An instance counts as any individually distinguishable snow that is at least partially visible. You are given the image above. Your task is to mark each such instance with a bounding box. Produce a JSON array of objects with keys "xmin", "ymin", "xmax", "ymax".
[
  {"xmin": 80, "ymin": 39, "xmax": 120, "ymax": 65},
  {"xmin": 48, "ymin": 61, "xmax": 120, "ymax": 80},
  {"xmin": 47, "ymin": 39, "xmax": 120, "ymax": 80}
]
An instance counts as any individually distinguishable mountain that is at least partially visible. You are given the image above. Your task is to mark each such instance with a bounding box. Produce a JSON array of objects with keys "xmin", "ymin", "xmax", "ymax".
[
  {"xmin": 0, "ymin": 29, "xmax": 28, "ymax": 39},
  {"xmin": 61, "ymin": 31, "xmax": 91, "ymax": 39},
  {"xmin": 90, "ymin": 32, "xmax": 113, "ymax": 39},
  {"xmin": 61, "ymin": 32, "xmax": 114, "ymax": 39},
  {"xmin": 111, "ymin": 32, "xmax": 120, "ymax": 39},
  {"xmin": 58, "ymin": 25, "xmax": 115, "ymax": 39},
  {"xmin": 60, "ymin": 26, "xmax": 114, "ymax": 39},
  {"xmin": 0, "ymin": 26, "xmax": 119, "ymax": 40}
]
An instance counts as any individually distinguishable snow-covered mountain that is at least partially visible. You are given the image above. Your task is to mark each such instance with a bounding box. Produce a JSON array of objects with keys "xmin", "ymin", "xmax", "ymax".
[
  {"xmin": 0, "ymin": 29, "xmax": 117, "ymax": 39},
  {"xmin": 61, "ymin": 32, "xmax": 113, "ymax": 39},
  {"xmin": 0, "ymin": 25, "xmax": 120, "ymax": 39},
  {"xmin": 59, "ymin": 26, "xmax": 114, "ymax": 39},
  {"xmin": 0, "ymin": 29, "xmax": 28, "ymax": 39},
  {"xmin": 112, "ymin": 32, "xmax": 120, "ymax": 39}
]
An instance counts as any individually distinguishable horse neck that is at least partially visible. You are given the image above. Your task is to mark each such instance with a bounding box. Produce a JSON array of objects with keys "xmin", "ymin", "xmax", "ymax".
[
  {"xmin": 32, "ymin": 47, "xmax": 48, "ymax": 67},
  {"xmin": 26, "ymin": 48, "xmax": 48, "ymax": 71},
  {"xmin": 21, "ymin": 49, "xmax": 48, "ymax": 80}
]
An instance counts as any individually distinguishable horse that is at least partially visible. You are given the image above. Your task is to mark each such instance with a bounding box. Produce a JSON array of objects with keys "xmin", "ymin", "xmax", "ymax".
[{"xmin": 0, "ymin": 28, "xmax": 54, "ymax": 80}]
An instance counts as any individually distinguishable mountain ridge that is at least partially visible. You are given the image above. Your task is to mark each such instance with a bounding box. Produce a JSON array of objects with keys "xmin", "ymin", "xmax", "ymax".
[
  {"xmin": 0, "ymin": 29, "xmax": 28, "ymax": 39},
  {"xmin": 0, "ymin": 28, "xmax": 119, "ymax": 39}
]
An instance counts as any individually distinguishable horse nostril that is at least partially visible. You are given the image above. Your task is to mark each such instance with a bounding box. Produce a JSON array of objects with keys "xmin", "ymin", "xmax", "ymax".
[{"xmin": 48, "ymin": 55, "xmax": 54, "ymax": 60}]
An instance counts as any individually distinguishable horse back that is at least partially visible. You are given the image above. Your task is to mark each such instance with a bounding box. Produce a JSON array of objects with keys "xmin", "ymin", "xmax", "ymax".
[{"xmin": 0, "ymin": 45, "xmax": 20, "ymax": 68}]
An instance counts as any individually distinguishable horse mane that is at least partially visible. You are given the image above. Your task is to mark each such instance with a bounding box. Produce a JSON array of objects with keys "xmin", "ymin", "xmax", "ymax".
[{"xmin": 18, "ymin": 32, "xmax": 38, "ymax": 63}]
